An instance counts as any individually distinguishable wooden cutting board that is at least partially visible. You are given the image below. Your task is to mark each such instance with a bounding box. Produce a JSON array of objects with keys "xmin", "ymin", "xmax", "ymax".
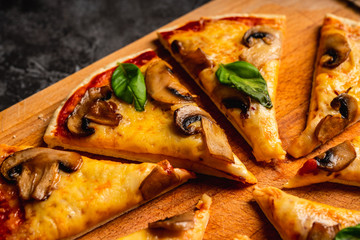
[{"xmin": 2, "ymin": 0, "xmax": 360, "ymax": 239}]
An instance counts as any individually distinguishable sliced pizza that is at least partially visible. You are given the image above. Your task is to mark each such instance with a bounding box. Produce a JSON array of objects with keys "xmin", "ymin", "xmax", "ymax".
[
  {"xmin": 285, "ymin": 136, "xmax": 360, "ymax": 188},
  {"xmin": 43, "ymin": 49, "xmax": 256, "ymax": 183},
  {"xmin": 157, "ymin": 14, "xmax": 286, "ymax": 163},
  {"xmin": 288, "ymin": 14, "xmax": 360, "ymax": 158},
  {"xmin": 253, "ymin": 186, "xmax": 360, "ymax": 240},
  {"xmin": 117, "ymin": 194, "xmax": 211, "ymax": 240},
  {"xmin": 0, "ymin": 144, "xmax": 193, "ymax": 240}
]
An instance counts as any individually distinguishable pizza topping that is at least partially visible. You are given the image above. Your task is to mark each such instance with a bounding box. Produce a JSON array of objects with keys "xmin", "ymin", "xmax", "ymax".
[
  {"xmin": 222, "ymin": 97, "xmax": 250, "ymax": 113},
  {"xmin": 0, "ymin": 148, "xmax": 83, "ymax": 201},
  {"xmin": 171, "ymin": 40, "xmax": 213, "ymax": 74},
  {"xmin": 306, "ymin": 221, "xmax": 340, "ymax": 240},
  {"xmin": 174, "ymin": 105, "xmax": 212, "ymax": 135},
  {"xmin": 148, "ymin": 211, "xmax": 195, "ymax": 231},
  {"xmin": 216, "ymin": 61, "xmax": 272, "ymax": 108},
  {"xmin": 111, "ymin": 63, "xmax": 147, "ymax": 111},
  {"xmin": 335, "ymin": 223, "xmax": 360, "ymax": 240},
  {"xmin": 314, "ymin": 114, "xmax": 347, "ymax": 144},
  {"xmin": 315, "ymin": 140, "xmax": 356, "ymax": 172},
  {"xmin": 139, "ymin": 160, "xmax": 180, "ymax": 200},
  {"xmin": 174, "ymin": 105, "xmax": 234, "ymax": 162},
  {"xmin": 241, "ymin": 26, "xmax": 281, "ymax": 68},
  {"xmin": 320, "ymin": 33, "xmax": 351, "ymax": 68},
  {"xmin": 242, "ymin": 26, "xmax": 275, "ymax": 48},
  {"xmin": 145, "ymin": 59, "xmax": 193, "ymax": 104},
  {"xmin": 315, "ymin": 93, "xmax": 357, "ymax": 143},
  {"xmin": 67, "ymin": 86, "xmax": 121, "ymax": 136},
  {"xmin": 85, "ymin": 100, "xmax": 122, "ymax": 126},
  {"xmin": 330, "ymin": 93, "xmax": 358, "ymax": 121},
  {"xmin": 298, "ymin": 158, "xmax": 319, "ymax": 175}
]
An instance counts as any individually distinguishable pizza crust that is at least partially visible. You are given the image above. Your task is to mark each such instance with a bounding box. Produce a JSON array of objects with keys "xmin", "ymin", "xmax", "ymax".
[
  {"xmin": 157, "ymin": 15, "xmax": 286, "ymax": 162},
  {"xmin": 44, "ymin": 49, "xmax": 256, "ymax": 183},
  {"xmin": 253, "ymin": 186, "xmax": 360, "ymax": 240},
  {"xmin": 287, "ymin": 14, "xmax": 360, "ymax": 158},
  {"xmin": 158, "ymin": 13, "xmax": 286, "ymax": 33}
]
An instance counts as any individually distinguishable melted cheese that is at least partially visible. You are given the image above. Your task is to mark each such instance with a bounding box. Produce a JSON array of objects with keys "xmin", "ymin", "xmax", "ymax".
[
  {"xmin": 288, "ymin": 14, "xmax": 360, "ymax": 158},
  {"xmin": 253, "ymin": 187, "xmax": 360, "ymax": 240},
  {"xmin": 117, "ymin": 194, "xmax": 211, "ymax": 240},
  {"xmin": 10, "ymin": 158, "xmax": 156, "ymax": 240},
  {"xmin": 159, "ymin": 16, "xmax": 286, "ymax": 162},
  {"xmin": 285, "ymin": 136, "xmax": 360, "ymax": 188},
  {"xmin": 44, "ymin": 51, "xmax": 257, "ymax": 183},
  {"xmin": 87, "ymin": 99, "xmax": 204, "ymax": 161}
]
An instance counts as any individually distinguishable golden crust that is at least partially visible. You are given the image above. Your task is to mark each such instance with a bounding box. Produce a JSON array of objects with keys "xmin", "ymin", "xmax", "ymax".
[
  {"xmin": 253, "ymin": 186, "xmax": 360, "ymax": 240},
  {"xmin": 288, "ymin": 14, "xmax": 360, "ymax": 158},
  {"xmin": 285, "ymin": 136, "xmax": 360, "ymax": 188},
  {"xmin": 44, "ymin": 50, "xmax": 256, "ymax": 183},
  {"xmin": 117, "ymin": 194, "xmax": 212, "ymax": 240},
  {"xmin": 0, "ymin": 144, "xmax": 193, "ymax": 240},
  {"xmin": 157, "ymin": 15, "xmax": 286, "ymax": 162}
]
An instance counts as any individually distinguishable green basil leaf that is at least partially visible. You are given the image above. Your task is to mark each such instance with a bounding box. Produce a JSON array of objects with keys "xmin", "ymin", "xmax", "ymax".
[
  {"xmin": 111, "ymin": 63, "xmax": 146, "ymax": 111},
  {"xmin": 335, "ymin": 224, "xmax": 360, "ymax": 240},
  {"xmin": 215, "ymin": 61, "xmax": 273, "ymax": 109}
]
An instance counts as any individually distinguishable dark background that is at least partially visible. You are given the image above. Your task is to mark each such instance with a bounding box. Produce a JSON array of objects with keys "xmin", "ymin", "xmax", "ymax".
[{"xmin": 0, "ymin": 0, "xmax": 210, "ymax": 111}]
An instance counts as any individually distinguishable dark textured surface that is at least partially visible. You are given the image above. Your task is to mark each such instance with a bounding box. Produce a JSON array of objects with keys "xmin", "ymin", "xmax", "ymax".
[{"xmin": 0, "ymin": 0, "xmax": 210, "ymax": 111}]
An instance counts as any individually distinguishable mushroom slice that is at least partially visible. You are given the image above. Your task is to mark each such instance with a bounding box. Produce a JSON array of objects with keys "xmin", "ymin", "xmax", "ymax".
[
  {"xmin": 306, "ymin": 221, "xmax": 340, "ymax": 240},
  {"xmin": 240, "ymin": 26, "xmax": 281, "ymax": 68},
  {"xmin": 201, "ymin": 118, "xmax": 234, "ymax": 162},
  {"xmin": 67, "ymin": 86, "xmax": 117, "ymax": 136},
  {"xmin": 183, "ymin": 48, "xmax": 213, "ymax": 74},
  {"xmin": 174, "ymin": 105, "xmax": 234, "ymax": 162},
  {"xmin": 139, "ymin": 160, "xmax": 180, "ymax": 201},
  {"xmin": 315, "ymin": 140, "xmax": 356, "ymax": 172},
  {"xmin": 171, "ymin": 40, "xmax": 185, "ymax": 54},
  {"xmin": 174, "ymin": 105, "xmax": 212, "ymax": 135},
  {"xmin": 0, "ymin": 147, "xmax": 83, "ymax": 201},
  {"xmin": 330, "ymin": 93, "xmax": 358, "ymax": 121},
  {"xmin": 222, "ymin": 97, "xmax": 250, "ymax": 113},
  {"xmin": 213, "ymin": 85, "xmax": 251, "ymax": 118},
  {"xmin": 319, "ymin": 32, "xmax": 351, "ymax": 68},
  {"xmin": 171, "ymin": 40, "xmax": 213, "ymax": 74},
  {"xmin": 314, "ymin": 114, "xmax": 348, "ymax": 144},
  {"xmin": 242, "ymin": 26, "xmax": 275, "ymax": 48},
  {"xmin": 145, "ymin": 59, "xmax": 194, "ymax": 104},
  {"xmin": 85, "ymin": 100, "xmax": 122, "ymax": 126},
  {"xmin": 149, "ymin": 211, "xmax": 195, "ymax": 231}
]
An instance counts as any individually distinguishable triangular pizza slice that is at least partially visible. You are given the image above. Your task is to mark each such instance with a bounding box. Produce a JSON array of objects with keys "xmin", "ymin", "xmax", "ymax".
[
  {"xmin": 157, "ymin": 14, "xmax": 286, "ymax": 163},
  {"xmin": 288, "ymin": 14, "xmax": 360, "ymax": 158},
  {"xmin": 253, "ymin": 186, "xmax": 360, "ymax": 240},
  {"xmin": 44, "ymin": 49, "xmax": 256, "ymax": 183},
  {"xmin": 118, "ymin": 194, "xmax": 211, "ymax": 240},
  {"xmin": 0, "ymin": 144, "xmax": 193, "ymax": 240},
  {"xmin": 285, "ymin": 136, "xmax": 360, "ymax": 188}
]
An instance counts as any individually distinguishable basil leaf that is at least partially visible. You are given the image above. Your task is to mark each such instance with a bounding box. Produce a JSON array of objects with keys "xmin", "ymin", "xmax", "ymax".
[
  {"xmin": 215, "ymin": 61, "xmax": 273, "ymax": 108},
  {"xmin": 111, "ymin": 63, "xmax": 146, "ymax": 111},
  {"xmin": 335, "ymin": 224, "xmax": 360, "ymax": 240}
]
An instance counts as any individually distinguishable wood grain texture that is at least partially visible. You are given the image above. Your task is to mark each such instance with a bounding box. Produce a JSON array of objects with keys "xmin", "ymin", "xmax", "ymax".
[{"xmin": 2, "ymin": 0, "xmax": 360, "ymax": 239}]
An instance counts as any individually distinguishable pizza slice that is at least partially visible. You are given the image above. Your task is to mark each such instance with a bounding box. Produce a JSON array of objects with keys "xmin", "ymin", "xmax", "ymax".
[
  {"xmin": 117, "ymin": 194, "xmax": 211, "ymax": 240},
  {"xmin": 44, "ymin": 49, "xmax": 257, "ymax": 183},
  {"xmin": 253, "ymin": 186, "xmax": 360, "ymax": 240},
  {"xmin": 0, "ymin": 144, "xmax": 193, "ymax": 240},
  {"xmin": 157, "ymin": 14, "xmax": 286, "ymax": 163},
  {"xmin": 285, "ymin": 136, "xmax": 360, "ymax": 188},
  {"xmin": 288, "ymin": 14, "xmax": 360, "ymax": 158}
]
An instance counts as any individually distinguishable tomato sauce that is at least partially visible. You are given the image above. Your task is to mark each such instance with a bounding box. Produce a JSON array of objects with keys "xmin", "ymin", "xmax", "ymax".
[
  {"xmin": 0, "ymin": 179, "xmax": 24, "ymax": 239},
  {"xmin": 298, "ymin": 159, "xmax": 319, "ymax": 176},
  {"xmin": 55, "ymin": 50, "xmax": 157, "ymax": 138},
  {"xmin": 159, "ymin": 16, "xmax": 282, "ymax": 40}
]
